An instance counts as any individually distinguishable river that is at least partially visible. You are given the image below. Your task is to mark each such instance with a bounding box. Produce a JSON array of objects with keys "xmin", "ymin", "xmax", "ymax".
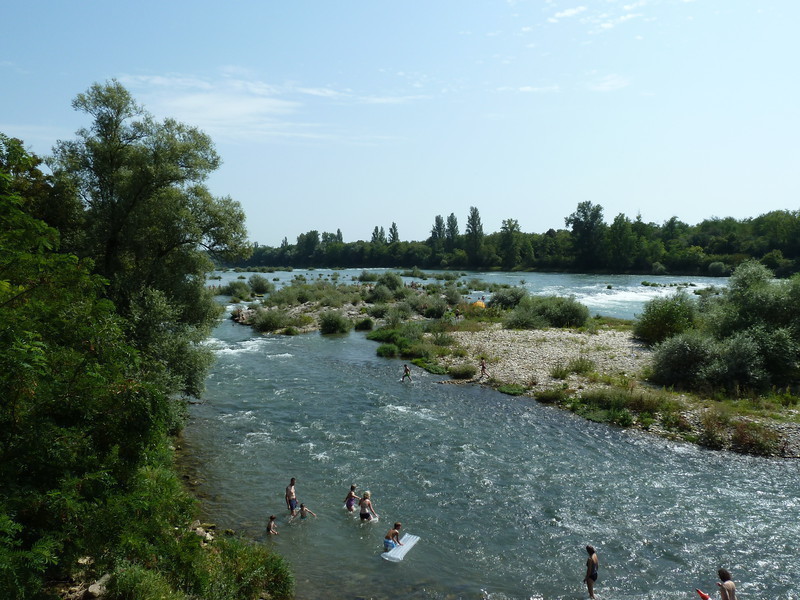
[{"xmin": 182, "ymin": 270, "xmax": 799, "ymax": 599}]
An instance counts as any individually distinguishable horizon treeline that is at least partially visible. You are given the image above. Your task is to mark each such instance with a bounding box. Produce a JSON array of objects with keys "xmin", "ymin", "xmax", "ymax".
[{"xmin": 237, "ymin": 202, "xmax": 800, "ymax": 277}]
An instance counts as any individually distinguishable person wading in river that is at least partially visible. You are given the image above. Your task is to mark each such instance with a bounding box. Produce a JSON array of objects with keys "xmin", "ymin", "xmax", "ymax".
[{"xmin": 584, "ymin": 545, "xmax": 599, "ymax": 599}]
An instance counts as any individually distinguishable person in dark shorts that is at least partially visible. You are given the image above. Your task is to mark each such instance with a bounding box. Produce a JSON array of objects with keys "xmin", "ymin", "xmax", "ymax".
[
  {"xmin": 285, "ymin": 477, "xmax": 298, "ymax": 516},
  {"xmin": 359, "ymin": 490, "xmax": 378, "ymax": 521}
]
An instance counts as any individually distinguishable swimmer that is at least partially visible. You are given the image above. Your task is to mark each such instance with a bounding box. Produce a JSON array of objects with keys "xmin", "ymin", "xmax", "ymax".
[
  {"xmin": 292, "ymin": 503, "xmax": 317, "ymax": 521},
  {"xmin": 267, "ymin": 515, "xmax": 278, "ymax": 535},
  {"xmin": 717, "ymin": 568, "xmax": 737, "ymax": 600},
  {"xmin": 359, "ymin": 490, "xmax": 378, "ymax": 521},
  {"xmin": 384, "ymin": 522, "xmax": 404, "ymax": 552},
  {"xmin": 401, "ymin": 364, "xmax": 412, "ymax": 382},
  {"xmin": 344, "ymin": 484, "xmax": 359, "ymax": 512}
]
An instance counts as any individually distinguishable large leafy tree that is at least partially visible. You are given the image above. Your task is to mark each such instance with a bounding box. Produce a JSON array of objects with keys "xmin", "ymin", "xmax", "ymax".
[
  {"xmin": 565, "ymin": 201, "xmax": 607, "ymax": 269},
  {"xmin": 499, "ymin": 218, "xmax": 522, "ymax": 270},
  {"xmin": 49, "ymin": 81, "xmax": 249, "ymax": 396}
]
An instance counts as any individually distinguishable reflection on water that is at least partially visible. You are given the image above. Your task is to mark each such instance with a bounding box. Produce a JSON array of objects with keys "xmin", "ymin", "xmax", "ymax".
[{"xmin": 184, "ymin": 309, "xmax": 800, "ymax": 600}]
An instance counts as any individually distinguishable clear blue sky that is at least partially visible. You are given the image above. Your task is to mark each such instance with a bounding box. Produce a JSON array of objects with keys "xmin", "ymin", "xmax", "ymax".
[{"xmin": 3, "ymin": 0, "xmax": 799, "ymax": 246}]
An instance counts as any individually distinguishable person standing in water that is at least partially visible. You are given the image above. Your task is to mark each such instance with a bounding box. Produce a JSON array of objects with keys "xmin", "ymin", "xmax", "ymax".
[
  {"xmin": 584, "ymin": 545, "xmax": 599, "ymax": 599},
  {"xmin": 401, "ymin": 364, "xmax": 412, "ymax": 382},
  {"xmin": 344, "ymin": 484, "xmax": 359, "ymax": 512},
  {"xmin": 359, "ymin": 490, "xmax": 378, "ymax": 521},
  {"xmin": 384, "ymin": 522, "xmax": 404, "ymax": 552},
  {"xmin": 717, "ymin": 568, "xmax": 737, "ymax": 600},
  {"xmin": 285, "ymin": 477, "xmax": 298, "ymax": 517}
]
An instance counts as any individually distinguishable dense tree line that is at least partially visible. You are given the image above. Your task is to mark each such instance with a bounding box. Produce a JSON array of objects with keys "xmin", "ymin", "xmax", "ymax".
[
  {"xmin": 238, "ymin": 200, "xmax": 800, "ymax": 277},
  {"xmin": 1, "ymin": 83, "xmax": 293, "ymax": 599}
]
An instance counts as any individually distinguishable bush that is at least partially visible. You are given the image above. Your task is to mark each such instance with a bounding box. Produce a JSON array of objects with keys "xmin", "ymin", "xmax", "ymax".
[
  {"xmin": 318, "ymin": 310, "xmax": 351, "ymax": 334},
  {"xmin": 358, "ymin": 270, "xmax": 379, "ymax": 282},
  {"xmin": 247, "ymin": 274, "xmax": 274, "ymax": 295},
  {"xmin": 449, "ymin": 364, "xmax": 478, "ymax": 379},
  {"xmin": 221, "ymin": 280, "xmax": 251, "ymax": 299},
  {"xmin": 354, "ymin": 317, "xmax": 374, "ymax": 331},
  {"xmin": 376, "ymin": 344, "xmax": 399, "ymax": 357},
  {"xmin": 730, "ymin": 421, "xmax": 781, "ymax": 456},
  {"xmin": 488, "ymin": 287, "xmax": 528, "ymax": 309},
  {"xmin": 367, "ymin": 304, "xmax": 389, "ymax": 318},
  {"xmin": 536, "ymin": 389, "xmax": 566, "ymax": 404},
  {"xmin": 702, "ymin": 330, "xmax": 769, "ymax": 391},
  {"xmin": 650, "ymin": 330, "xmax": 716, "ymax": 389},
  {"xmin": 633, "ymin": 290, "xmax": 697, "ymax": 345},
  {"xmin": 377, "ymin": 271, "xmax": 403, "ymax": 291},
  {"xmin": 699, "ymin": 406, "xmax": 730, "ymax": 449},
  {"xmin": 505, "ymin": 296, "xmax": 589, "ymax": 330},
  {"xmin": 251, "ymin": 308, "xmax": 289, "ymax": 333},
  {"xmin": 366, "ymin": 284, "xmax": 393, "ymax": 304}
]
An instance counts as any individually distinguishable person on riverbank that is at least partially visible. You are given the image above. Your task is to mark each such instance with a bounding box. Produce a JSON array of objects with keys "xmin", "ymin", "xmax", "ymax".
[
  {"xmin": 401, "ymin": 364, "xmax": 412, "ymax": 382},
  {"xmin": 267, "ymin": 515, "xmax": 278, "ymax": 535},
  {"xmin": 584, "ymin": 545, "xmax": 599, "ymax": 599},
  {"xmin": 344, "ymin": 484, "xmax": 359, "ymax": 512},
  {"xmin": 717, "ymin": 568, "xmax": 736, "ymax": 600},
  {"xmin": 359, "ymin": 490, "xmax": 378, "ymax": 521},
  {"xmin": 285, "ymin": 477, "xmax": 298, "ymax": 517},
  {"xmin": 384, "ymin": 522, "xmax": 403, "ymax": 552},
  {"xmin": 479, "ymin": 357, "xmax": 489, "ymax": 380}
]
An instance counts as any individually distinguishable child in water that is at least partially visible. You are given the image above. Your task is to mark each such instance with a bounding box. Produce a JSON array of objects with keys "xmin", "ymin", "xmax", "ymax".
[
  {"xmin": 344, "ymin": 484, "xmax": 359, "ymax": 512},
  {"xmin": 384, "ymin": 522, "xmax": 404, "ymax": 552},
  {"xmin": 292, "ymin": 503, "xmax": 317, "ymax": 521},
  {"xmin": 267, "ymin": 515, "xmax": 278, "ymax": 535}
]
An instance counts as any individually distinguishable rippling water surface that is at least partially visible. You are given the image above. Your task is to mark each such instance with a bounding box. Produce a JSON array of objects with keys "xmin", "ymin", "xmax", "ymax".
[{"xmin": 184, "ymin": 272, "xmax": 798, "ymax": 599}]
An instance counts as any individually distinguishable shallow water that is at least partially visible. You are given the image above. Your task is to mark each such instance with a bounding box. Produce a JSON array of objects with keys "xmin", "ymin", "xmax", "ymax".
[
  {"xmin": 210, "ymin": 268, "xmax": 724, "ymax": 321},
  {"xmin": 184, "ymin": 296, "xmax": 800, "ymax": 599}
]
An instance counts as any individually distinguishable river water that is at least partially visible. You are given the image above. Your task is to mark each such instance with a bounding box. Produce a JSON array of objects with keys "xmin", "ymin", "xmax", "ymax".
[{"xmin": 183, "ymin": 270, "xmax": 799, "ymax": 599}]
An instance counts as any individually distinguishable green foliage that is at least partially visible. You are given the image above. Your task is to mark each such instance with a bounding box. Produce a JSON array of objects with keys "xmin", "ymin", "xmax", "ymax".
[
  {"xmin": 497, "ymin": 384, "xmax": 527, "ymax": 396},
  {"xmin": 318, "ymin": 310, "xmax": 351, "ymax": 334},
  {"xmin": 633, "ymin": 290, "xmax": 697, "ymax": 345},
  {"xmin": 247, "ymin": 274, "xmax": 274, "ymax": 295},
  {"xmin": 487, "ymin": 286, "xmax": 528, "ymax": 309},
  {"xmin": 650, "ymin": 330, "xmax": 716, "ymax": 389},
  {"xmin": 730, "ymin": 421, "xmax": 781, "ymax": 456},
  {"xmin": 376, "ymin": 344, "xmax": 399, "ymax": 358},
  {"xmin": 536, "ymin": 389, "xmax": 567, "ymax": 404},
  {"xmin": 505, "ymin": 295, "xmax": 589, "ymax": 329},
  {"xmin": 354, "ymin": 317, "xmax": 374, "ymax": 331},
  {"xmin": 250, "ymin": 308, "xmax": 290, "ymax": 333},
  {"xmin": 377, "ymin": 271, "xmax": 403, "ymax": 291},
  {"xmin": 449, "ymin": 364, "xmax": 478, "ymax": 379}
]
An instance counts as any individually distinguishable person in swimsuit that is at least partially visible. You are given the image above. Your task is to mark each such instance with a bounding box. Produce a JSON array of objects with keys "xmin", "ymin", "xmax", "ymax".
[
  {"xmin": 359, "ymin": 490, "xmax": 378, "ymax": 521},
  {"xmin": 584, "ymin": 545, "xmax": 599, "ymax": 599},
  {"xmin": 293, "ymin": 503, "xmax": 316, "ymax": 520},
  {"xmin": 344, "ymin": 484, "xmax": 359, "ymax": 512},
  {"xmin": 402, "ymin": 364, "xmax": 412, "ymax": 382},
  {"xmin": 267, "ymin": 515, "xmax": 278, "ymax": 535},
  {"xmin": 285, "ymin": 477, "xmax": 298, "ymax": 517},
  {"xmin": 384, "ymin": 522, "xmax": 404, "ymax": 552},
  {"xmin": 717, "ymin": 568, "xmax": 737, "ymax": 600},
  {"xmin": 479, "ymin": 357, "xmax": 489, "ymax": 380}
]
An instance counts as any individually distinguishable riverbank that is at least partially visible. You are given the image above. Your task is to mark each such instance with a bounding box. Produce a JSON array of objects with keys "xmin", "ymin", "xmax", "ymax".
[{"xmin": 436, "ymin": 322, "xmax": 800, "ymax": 458}]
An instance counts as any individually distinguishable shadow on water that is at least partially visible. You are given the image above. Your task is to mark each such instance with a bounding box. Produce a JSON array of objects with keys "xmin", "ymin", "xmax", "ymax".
[{"xmin": 184, "ymin": 290, "xmax": 798, "ymax": 600}]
